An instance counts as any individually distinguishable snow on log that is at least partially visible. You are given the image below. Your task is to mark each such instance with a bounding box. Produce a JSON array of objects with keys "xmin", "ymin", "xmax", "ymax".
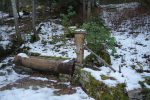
[{"xmin": 14, "ymin": 53, "xmax": 75, "ymax": 75}]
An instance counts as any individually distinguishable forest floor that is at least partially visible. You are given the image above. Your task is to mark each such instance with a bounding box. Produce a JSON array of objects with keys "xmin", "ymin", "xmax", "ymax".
[{"xmin": 0, "ymin": 2, "xmax": 150, "ymax": 100}]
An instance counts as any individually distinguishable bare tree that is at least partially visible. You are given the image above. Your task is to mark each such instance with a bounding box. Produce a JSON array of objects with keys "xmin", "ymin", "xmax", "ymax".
[
  {"xmin": 83, "ymin": 0, "xmax": 87, "ymax": 21},
  {"xmin": 0, "ymin": 0, "xmax": 4, "ymax": 24},
  {"xmin": 11, "ymin": 0, "xmax": 19, "ymax": 35},
  {"xmin": 32, "ymin": 0, "xmax": 36, "ymax": 35},
  {"xmin": 31, "ymin": 0, "xmax": 39, "ymax": 42},
  {"xmin": 16, "ymin": 0, "xmax": 21, "ymax": 19},
  {"xmin": 87, "ymin": 0, "xmax": 91, "ymax": 19}
]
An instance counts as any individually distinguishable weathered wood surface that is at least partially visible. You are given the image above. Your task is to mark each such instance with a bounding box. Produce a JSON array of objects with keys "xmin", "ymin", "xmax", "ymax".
[
  {"xmin": 74, "ymin": 29, "xmax": 86, "ymax": 65},
  {"xmin": 14, "ymin": 55, "xmax": 75, "ymax": 75}
]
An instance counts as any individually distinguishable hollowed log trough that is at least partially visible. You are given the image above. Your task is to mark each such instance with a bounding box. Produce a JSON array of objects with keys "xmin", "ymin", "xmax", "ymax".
[{"xmin": 14, "ymin": 55, "xmax": 75, "ymax": 75}]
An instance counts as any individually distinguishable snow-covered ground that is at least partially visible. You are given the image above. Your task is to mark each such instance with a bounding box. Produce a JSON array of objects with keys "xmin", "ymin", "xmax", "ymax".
[
  {"xmin": 0, "ymin": 87, "xmax": 94, "ymax": 100},
  {"xmin": 0, "ymin": 26, "xmax": 15, "ymax": 50},
  {"xmin": 21, "ymin": 22, "xmax": 90, "ymax": 59},
  {"xmin": 84, "ymin": 2, "xmax": 150, "ymax": 91},
  {"xmin": 0, "ymin": 57, "xmax": 28, "ymax": 88},
  {"xmin": 0, "ymin": 11, "xmax": 9, "ymax": 19}
]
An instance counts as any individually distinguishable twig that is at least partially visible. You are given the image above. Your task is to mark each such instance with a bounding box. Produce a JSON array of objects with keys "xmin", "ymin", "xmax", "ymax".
[
  {"xmin": 84, "ymin": 45, "xmax": 116, "ymax": 72},
  {"xmin": 136, "ymin": 69, "xmax": 150, "ymax": 73}
]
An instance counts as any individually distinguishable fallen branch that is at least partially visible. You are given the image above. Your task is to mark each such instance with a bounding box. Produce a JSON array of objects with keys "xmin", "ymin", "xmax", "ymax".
[
  {"xmin": 136, "ymin": 69, "xmax": 150, "ymax": 73},
  {"xmin": 84, "ymin": 45, "xmax": 116, "ymax": 72}
]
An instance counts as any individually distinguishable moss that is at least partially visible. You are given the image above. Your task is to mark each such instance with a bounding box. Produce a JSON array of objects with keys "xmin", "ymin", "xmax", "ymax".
[
  {"xmin": 100, "ymin": 75, "xmax": 116, "ymax": 80},
  {"xmin": 141, "ymin": 88, "xmax": 150, "ymax": 100},
  {"xmin": 30, "ymin": 34, "xmax": 40, "ymax": 43},
  {"xmin": 79, "ymin": 70, "xmax": 129, "ymax": 100},
  {"xmin": 39, "ymin": 56, "xmax": 69, "ymax": 60},
  {"xmin": 84, "ymin": 50, "xmax": 111, "ymax": 67},
  {"xmin": 145, "ymin": 77, "xmax": 150, "ymax": 85},
  {"xmin": 30, "ymin": 52, "xmax": 69, "ymax": 60},
  {"xmin": 99, "ymin": 50, "xmax": 111, "ymax": 65},
  {"xmin": 139, "ymin": 79, "xmax": 150, "ymax": 100},
  {"xmin": 0, "ymin": 72, "xmax": 6, "ymax": 76},
  {"xmin": 72, "ymin": 67, "xmax": 82, "ymax": 85},
  {"xmin": 22, "ymin": 46, "xmax": 30, "ymax": 54},
  {"xmin": 64, "ymin": 27, "xmax": 76, "ymax": 38},
  {"xmin": 49, "ymin": 35, "xmax": 67, "ymax": 45},
  {"xmin": 30, "ymin": 52, "xmax": 41, "ymax": 56}
]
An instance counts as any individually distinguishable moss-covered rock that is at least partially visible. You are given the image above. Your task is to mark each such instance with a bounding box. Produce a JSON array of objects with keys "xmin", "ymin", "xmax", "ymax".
[
  {"xmin": 141, "ymin": 88, "xmax": 150, "ymax": 100},
  {"xmin": 138, "ymin": 77, "xmax": 150, "ymax": 100},
  {"xmin": 79, "ymin": 69, "xmax": 129, "ymax": 100}
]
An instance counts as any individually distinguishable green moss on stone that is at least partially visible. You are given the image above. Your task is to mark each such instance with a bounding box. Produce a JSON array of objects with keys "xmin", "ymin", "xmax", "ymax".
[
  {"xmin": 145, "ymin": 77, "xmax": 150, "ymax": 85},
  {"xmin": 141, "ymin": 88, "xmax": 150, "ymax": 100},
  {"xmin": 30, "ymin": 52, "xmax": 41, "ymax": 56},
  {"xmin": 79, "ymin": 70, "xmax": 129, "ymax": 100}
]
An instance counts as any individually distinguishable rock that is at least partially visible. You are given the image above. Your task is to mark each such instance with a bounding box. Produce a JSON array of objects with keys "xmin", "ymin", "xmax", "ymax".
[
  {"xmin": 79, "ymin": 69, "xmax": 129, "ymax": 100},
  {"xmin": 13, "ymin": 65, "xmax": 35, "ymax": 75},
  {"xmin": 0, "ymin": 42, "xmax": 13, "ymax": 58},
  {"xmin": 0, "ymin": 72, "xmax": 6, "ymax": 76},
  {"xmin": 127, "ymin": 89, "xmax": 143, "ymax": 100},
  {"xmin": 143, "ymin": 52, "xmax": 150, "ymax": 65}
]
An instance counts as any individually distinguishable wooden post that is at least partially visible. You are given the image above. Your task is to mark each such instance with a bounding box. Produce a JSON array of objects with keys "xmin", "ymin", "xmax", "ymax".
[{"xmin": 74, "ymin": 29, "xmax": 86, "ymax": 66}]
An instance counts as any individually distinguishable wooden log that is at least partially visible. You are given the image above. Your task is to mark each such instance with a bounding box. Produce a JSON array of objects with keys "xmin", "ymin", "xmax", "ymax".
[{"xmin": 14, "ymin": 55, "xmax": 75, "ymax": 75}]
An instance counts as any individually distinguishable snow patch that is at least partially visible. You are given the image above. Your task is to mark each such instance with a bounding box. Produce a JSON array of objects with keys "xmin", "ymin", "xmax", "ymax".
[
  {"xmin": 17, "ymin": 53, "xmax": 29, "ymax": 58},
  {"xmin": 0, "ymin": 87, "xmax": 94, "ymax": 100},
  {"xmin": 30, "ymin": 77, "xmax": 48, "ymax": 81}
]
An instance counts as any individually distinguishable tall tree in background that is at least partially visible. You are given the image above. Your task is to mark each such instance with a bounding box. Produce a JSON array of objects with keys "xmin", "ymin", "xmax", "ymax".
[
  {"xmin": 0, "ymin": 0, "xmax": 4, "ymax": 24},
  {"xmin": 87, "ymin": 0, "xmax": 91, "ymax": 19},
  {"xmin": 16, "ymin": 0, "xmax": 21, "ymax": 19},
  {"xmin": 11, "ymin": 0, "xmax": 20, "ymax": 36},
  {"xmin": 31, "ymin": 0, "xmax": 39, "ymax": 42},
  {"xmin": 32, "ymin": 0, "xmax": 36, "ymax": 35},
  {"xmin": 83, "ymin": 0, "xmax": 86, "ymax": 21}
]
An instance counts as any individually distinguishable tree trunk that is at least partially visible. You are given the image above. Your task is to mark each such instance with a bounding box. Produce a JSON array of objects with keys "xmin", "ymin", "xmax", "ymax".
[
  {"xmin": 32, "ymin": 0, "xmax": 36, "ymax": 35},
  {"xmin": 16, "ymin": 0, "xmax": 21, "ymax": 19},
  {"xmin": 14, "ymin": 55, "xmax": 75, "ymax": 75},
  {"xmin": 11, "ymin": 0, "xmax": 19, "ymax": 35},
  {"xmin": 0, "ymin": 0, "xmax": 4, "ymax": 24},
  {"xmin": 87, "ymin": 0, "xmax": 91, "ymax": 19},
  {"xmin": 83, "ymin": 0, "xmax": 86, "ymax": 21}
]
